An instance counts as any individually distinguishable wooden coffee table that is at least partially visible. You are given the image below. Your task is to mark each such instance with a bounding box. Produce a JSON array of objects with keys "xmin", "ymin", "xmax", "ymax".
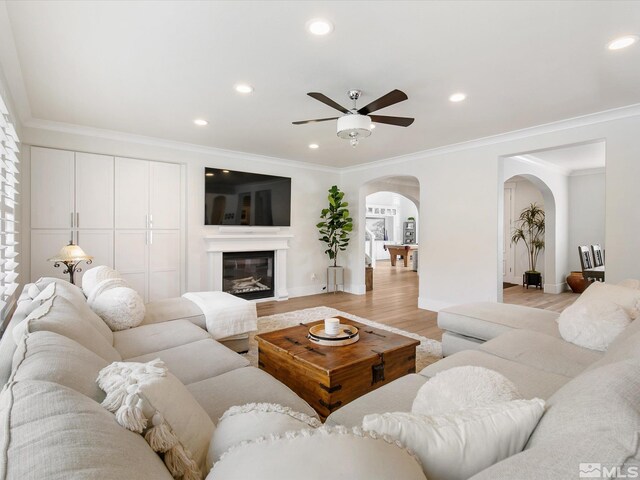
[{"xmin": 255, "ymin": 316, "xmax": 419, "ymax": 419}]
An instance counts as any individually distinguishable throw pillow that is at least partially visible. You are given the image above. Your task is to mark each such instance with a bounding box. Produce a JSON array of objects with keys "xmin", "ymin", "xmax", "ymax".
[
  {"xmin": 207, "ymin": 403, "xmax": 322, "ymax": 468},
  {"xmin": 86, "ymin": 277, "xmax": 130, "ymax": 306},
  {"xmin": 82, "ymin": 265, "xmax": 121, "ymax": 298},
  {"xmin": 207, "ymin": 425, "xmax": 426, "ymax": 480},
  {"xmin": 91, "ymin": 286, "xmax": 145, "ymax": 331},
  {"xmin": 363, "ymin": 398, "xmax": 545, "ymax": 480},
  {"xmin": 573, "ymin": 282, "xmax": 640, "ymax": 319},
  {"xmin": 97, "ymin": 360, "xmax": 214, "ymax": 479},
  {"xmin": 412, "ymin": 366, "xmax": 521, "ymax": 415},
  {"xmin": 618, "ymin": 278, "xmax": 640, "ymax": 290},
  {"xmin": 27, "ymin": 283, "xmax": 41, "ymax": 299},
  {"xmin": 558, "ymin": 299, "xmax": 630, "ymax": 351},
  {"xmin": 32, "ymin": 281, "xmax": 56, "ymax": 303}
]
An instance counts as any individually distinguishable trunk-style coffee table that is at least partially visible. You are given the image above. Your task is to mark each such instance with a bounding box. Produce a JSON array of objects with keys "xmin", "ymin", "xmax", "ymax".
[{"xmin": 255, "ymin": 317, "xmax": 420, "ymax": 419}]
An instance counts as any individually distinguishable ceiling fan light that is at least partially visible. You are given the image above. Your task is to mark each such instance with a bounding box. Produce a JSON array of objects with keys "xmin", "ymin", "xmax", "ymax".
[{"xmin": 337, "ymin": 114, "xmax": 372, "ymax": 140}]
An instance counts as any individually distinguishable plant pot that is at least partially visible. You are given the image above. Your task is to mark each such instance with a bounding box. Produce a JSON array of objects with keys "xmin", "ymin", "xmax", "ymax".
[
  {"xmin": 566, "ymin": 271, "xmax": 590, "ymax": 294},
  {"xmin": 327, "ymin": 266, "xmax": 344, "ymax": 293},
  {"xmin": 523, "ymin": 271, "xmax": 542, "ymax": 289}
]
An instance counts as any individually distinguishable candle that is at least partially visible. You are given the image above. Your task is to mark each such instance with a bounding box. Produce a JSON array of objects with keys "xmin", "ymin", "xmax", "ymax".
[{"xmin": 324, "ymin": 317, "xmax": 340, "ymax": 336}]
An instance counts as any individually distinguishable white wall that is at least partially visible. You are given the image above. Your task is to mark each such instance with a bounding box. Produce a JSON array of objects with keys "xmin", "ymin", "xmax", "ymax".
[
  {"xmin": 20, "ymin": 126, "xmax": 341, "ymax": 298},
  {"xmin": 341, "ymin": 110, "xmax": 640, "ymax": 311},
  {"xmin": 568, "ymin": 171, "xmax": 606, "ymax": 271},
  {"xmin": 508, "ymin": 177, "xmax": 545, "ymax": 279}
]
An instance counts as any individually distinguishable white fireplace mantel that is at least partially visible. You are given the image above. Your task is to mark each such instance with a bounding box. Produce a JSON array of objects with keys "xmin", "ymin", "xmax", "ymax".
[{"xmin": 204, "ymin": 232, "xmax": 294, "ymax": 301}]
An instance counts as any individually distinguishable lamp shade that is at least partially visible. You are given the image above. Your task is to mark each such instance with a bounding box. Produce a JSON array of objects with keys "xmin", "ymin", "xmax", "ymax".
[{"xmin": 48, "ymin": 243, "xmax": 93, "ymax": 263}]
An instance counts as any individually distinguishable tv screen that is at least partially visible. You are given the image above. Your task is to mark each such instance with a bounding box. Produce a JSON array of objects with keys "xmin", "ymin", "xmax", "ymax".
[{"xmin": 204, "ymin": 168, "xmax": 291, "ymax": 226}]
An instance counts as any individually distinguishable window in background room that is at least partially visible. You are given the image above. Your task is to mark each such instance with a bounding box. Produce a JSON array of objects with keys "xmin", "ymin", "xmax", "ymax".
[{"xmin": 0, "ymin": 91, "xmax": 20, "ymax": 322}]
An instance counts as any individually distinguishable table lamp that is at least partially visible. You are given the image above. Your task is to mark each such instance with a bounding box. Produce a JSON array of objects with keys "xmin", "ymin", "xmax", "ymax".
[{"xmin": 48, "ymin": 241, "xmax": 93, "ymax": 284}]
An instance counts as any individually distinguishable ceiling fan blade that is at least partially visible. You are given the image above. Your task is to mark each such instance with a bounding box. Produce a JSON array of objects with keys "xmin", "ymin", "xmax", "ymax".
[
  {"xmin": 292, "ymin": 117, "xmax": 339, "ymax": 125},
  {"xmin": 369, "ymin": 115, "xmax": 414, "ymax": 127},
  {"xmin": 358, "ymin": 89, "xmax": 408, "ymax": 115},
  {"xmin": 307, "ymin": 92, "xmax": 350, "ymax": 114}
]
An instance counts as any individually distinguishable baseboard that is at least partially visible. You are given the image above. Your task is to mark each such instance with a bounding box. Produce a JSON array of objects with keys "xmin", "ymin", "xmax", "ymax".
[
  {"xmin": 418, "ymin": 297, "xmax": 453, "ymax": 312},
  {"xmin": 544, "ymin": 282, "xmax": 568, "ymax": 294}
]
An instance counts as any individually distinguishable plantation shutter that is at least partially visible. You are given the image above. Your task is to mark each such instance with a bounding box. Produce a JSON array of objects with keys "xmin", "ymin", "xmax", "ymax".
[{"xmin": 0, "ymin": 91, "xmax": 20, "ymax": 316}]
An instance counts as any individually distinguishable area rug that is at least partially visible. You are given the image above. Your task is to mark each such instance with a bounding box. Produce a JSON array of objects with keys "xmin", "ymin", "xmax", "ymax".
[{"xmin": 244, "ymin": 306, "xmax": 442, "ymax": 371}]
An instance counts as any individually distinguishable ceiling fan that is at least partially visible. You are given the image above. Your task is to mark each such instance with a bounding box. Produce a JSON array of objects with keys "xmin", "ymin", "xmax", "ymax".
[{"xmin": 293, "ymin": 89, "xmax": 414, "ymax": 147}]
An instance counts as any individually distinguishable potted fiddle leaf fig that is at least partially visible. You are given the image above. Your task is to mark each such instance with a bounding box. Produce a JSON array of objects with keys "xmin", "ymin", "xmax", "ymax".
[
  {"xmin": 317, "ymin": 185, "xmax": 353, "ymax": 291},
  {"xmin": 511, "ymin": 203, "xmax": 545, "ymax": 288}
]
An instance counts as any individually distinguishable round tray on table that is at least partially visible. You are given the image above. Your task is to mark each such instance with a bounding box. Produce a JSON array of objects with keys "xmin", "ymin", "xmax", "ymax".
[{"xmin": 308, "ymin": 323, "xmax": 359, "ymax": 346}]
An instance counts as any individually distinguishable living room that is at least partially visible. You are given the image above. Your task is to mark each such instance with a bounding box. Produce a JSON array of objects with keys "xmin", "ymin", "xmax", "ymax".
[{"xmin": 1, "ymin": 1, "xmax": 639, "ymax": 479}]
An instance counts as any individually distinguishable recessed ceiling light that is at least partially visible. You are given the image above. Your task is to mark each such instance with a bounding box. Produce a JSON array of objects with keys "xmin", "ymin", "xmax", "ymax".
[
  {"xmin": 607, "ymin": 35, "xmax": 638, "ymax": 50},
  {"xmin": 449, "ymin": 93, "xmax": 467, "ymax": 103},
  {"xmin": 234, "ymin": 84, "xmax": 254, "ymax": 94},
  {"xmin": 222, "ymin": 169, "xmax": 230, "ymax": 173},
  {"xmin": 308, "ymin": 143, "xmax": 319, "ymax": 149},
  {"xmin": 307, "ymin": 19, "xmax": 333, "ymax": 36},
  {"xmin": 193, "ymin": 119, "xmax": 208, "ymax": 126},
  {"xmin": 205, "ymin": 172, "xmax": 214, "ymax": 177}
]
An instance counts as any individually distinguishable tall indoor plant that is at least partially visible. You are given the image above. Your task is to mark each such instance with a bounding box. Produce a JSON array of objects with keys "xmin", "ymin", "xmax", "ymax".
[
  {"xmin": 317, "ymin": 185, "xmax": 353, "ymax": 291},
  {"xmin": 511, "ymin": 202, "xmax": 545, "ymax": 287}
]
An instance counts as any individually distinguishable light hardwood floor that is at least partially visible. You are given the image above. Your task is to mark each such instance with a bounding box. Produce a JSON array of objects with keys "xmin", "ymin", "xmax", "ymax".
[{"xmin": 257, "ymin": 261, "xmax": 579, "ymax": 342}]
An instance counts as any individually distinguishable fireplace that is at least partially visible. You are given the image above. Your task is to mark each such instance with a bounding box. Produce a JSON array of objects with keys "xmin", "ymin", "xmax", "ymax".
[{"xmin": 223, "ymin": 251, "xmax": 275, "ymax": 300}]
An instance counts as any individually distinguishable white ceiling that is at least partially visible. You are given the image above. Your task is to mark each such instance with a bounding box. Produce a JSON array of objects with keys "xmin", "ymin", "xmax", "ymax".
[{"xmin": 2, "ymin": 1, "xmax": 640, "ymax": 167}]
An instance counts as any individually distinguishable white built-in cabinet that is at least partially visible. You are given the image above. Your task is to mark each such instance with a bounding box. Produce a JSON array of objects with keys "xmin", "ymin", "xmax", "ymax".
[
  {"xmin": 31, "ymin": 148, "xmax": 114, "ymax": 284},
  {"xmin": 114, "ymin": 157, "xmax": 182, "ymax": 302},
  {"xmin": 30, "ymin": 147, "xmax": 183, "ymax": 301}
]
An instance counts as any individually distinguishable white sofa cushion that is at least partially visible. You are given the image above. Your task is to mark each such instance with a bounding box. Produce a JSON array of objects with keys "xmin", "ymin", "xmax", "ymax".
[
  {"xmin": 35, "ymin": 277, "xmax": 114, "ymax": 343},
  {"xmin": 617, "ymin": 278, "xmax": 640, "ymax": 290},
  {"xmin": 207, "ymin": 425, "xmax": 426, "ymax": 480},
  {"xmin": 0, "ymin": 380, "xmax": 173, "ymax": 480},
  {"xmin": 558, "ymin": 300, "xmax": 630, "ymax": 351},
  {"xmin": 573, "ymin": 281, "xmax": 640, "ymax": 319},
  {"xmin": 363, "ymin": 399, "xmax": 545, "ymax": 480},
  {"xmin": 412, "ymin": 366, "xmax": 521, "ymax": 416},
  {"xmin": 11, "ymin": 331, "xmax": 108, "ymax": 402},
  {"xmin": 207, "ymin": 403, "xmax": 322, "ymax": 467},
  {"xmin": 98, "ymin": 360, "xmax": 214, "ymax": 478},
  {"xmin": 91, "ymin": 286, "xmax": 145, "ymax": 331},
  {"xmin": 12, "ymin": 296, "xmax": 121, "ymax": 362}
]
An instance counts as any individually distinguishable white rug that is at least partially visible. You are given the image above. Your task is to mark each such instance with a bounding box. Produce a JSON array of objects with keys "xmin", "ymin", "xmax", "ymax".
[{"xmin": 245, "ymin": 306, "xmax": 442, "ymax": 372}]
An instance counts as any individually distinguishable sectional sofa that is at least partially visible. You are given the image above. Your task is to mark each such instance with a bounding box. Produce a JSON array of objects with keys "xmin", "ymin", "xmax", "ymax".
[{"xmin": 1, "ymin": 278, "xmax": 639, "ymax": 479}]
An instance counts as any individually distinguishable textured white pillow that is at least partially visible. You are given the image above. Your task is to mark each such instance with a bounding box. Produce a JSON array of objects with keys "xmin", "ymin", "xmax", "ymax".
[
  {"xmin": 98, "ymin": 360, "xmax": 214, "ymax": 479},
  {"xmin": 32, "ymin": 281, "xmax": 56, "ymax": 303},
  {"xmin": 27, "ymin": 283, "xmax": 41, "ymax": 299},
  {"xmin": 207, "ymin": 403, "xmax": 322, "ymax": 468},
  {"xmin": 82, "ymin": 265, "xmax": 121, "ymax": 298},
  {"xmin": 363, "ymin": 399, "xmax": 545, "ymax": 480},
  {"xmin": 12, "ymin": 298, "xmax": 53, "ymax": 344},
  {"xmin": 558, "ymin": 299, "xmax": 630, "ymax": 351},
  {"xmin": 87, "ymin": 277, "xmax": 130, "ymax": 306},
  {"xmin": 207, "ymin": 425, "xmax": 426, "ymax": 480},
  {"xmin": 574, "ymin": 282, "xmax": 640, "ymax": 319},
  {"xmin": 92, "ymin": 286, "xmax": 145, "ymax": 331},
  {"xmin": 412, "ymin": 366, "xmax": 521, "ymax": 416},
  {"xmin": 618, "ymin": 278, "xmax": 640, "ymax": 290}
]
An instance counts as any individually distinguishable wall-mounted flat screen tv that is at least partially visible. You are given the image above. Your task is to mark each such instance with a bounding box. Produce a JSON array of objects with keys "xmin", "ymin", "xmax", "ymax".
[{"xmin": 204, "ymin": 168, "xmax": 292, "ymax": 226}]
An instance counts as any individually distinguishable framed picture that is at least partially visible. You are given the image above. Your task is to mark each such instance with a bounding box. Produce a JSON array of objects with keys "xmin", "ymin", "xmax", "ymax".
[{"xmin": 366, "ymin": 217, "xmax": 386, "ymax": 240}]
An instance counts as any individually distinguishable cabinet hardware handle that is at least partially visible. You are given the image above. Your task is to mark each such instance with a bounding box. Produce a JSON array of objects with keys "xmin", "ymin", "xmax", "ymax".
[
  {"xmin": 149, "ymin": 230, "xmax": 153, "ymax": 245},
  {"xmin": 76, "ymin": 212, "xmax": 79, "ymax": 228},
  {"xmin": 71, "ymin": 212, "xmax": 74, "ymax": 228}
]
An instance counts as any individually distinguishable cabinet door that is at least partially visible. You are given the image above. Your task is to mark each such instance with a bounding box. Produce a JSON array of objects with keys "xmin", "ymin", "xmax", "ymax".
[
  {"xmin": 31, "ymin": 147, "xmax": 74, "ymax": 229},
  {"xmin": 76, "ymin": 153, "xmax": 114, "ymax": 229},
  {"xmin": 148, "ymin": 230, "xmax": 181, "ymax": 301},
  {"xmin": 115, "ymin": 230, "xmax": 149, "ymax": 301},
  {"xmin": 115, "ymin": 158, "xmax": 149, "ymax": 229},
  {"xmin": 30, "ymin": 230, "xmax": 73, "ymax": 282},
  {"xmin": 74, "ymin": 230, "xmax": 114, "ymax": 285},
  {"xmin": 149, "ymin": 162, "xmax": 181, "ymax": 229}
]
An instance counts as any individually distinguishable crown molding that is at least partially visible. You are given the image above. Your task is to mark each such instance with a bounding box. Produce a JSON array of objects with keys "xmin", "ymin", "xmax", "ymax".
[
  {"xmin": 341, "ymin": 103, "xmax": 640, "ymax": 173},
  {"xmin": 570, "ymin": 167, "xmax": 606, "ymax": 177},
  {"xmin": 22, "ymin": 117, "xmax": 337, "ymax": 174}
]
